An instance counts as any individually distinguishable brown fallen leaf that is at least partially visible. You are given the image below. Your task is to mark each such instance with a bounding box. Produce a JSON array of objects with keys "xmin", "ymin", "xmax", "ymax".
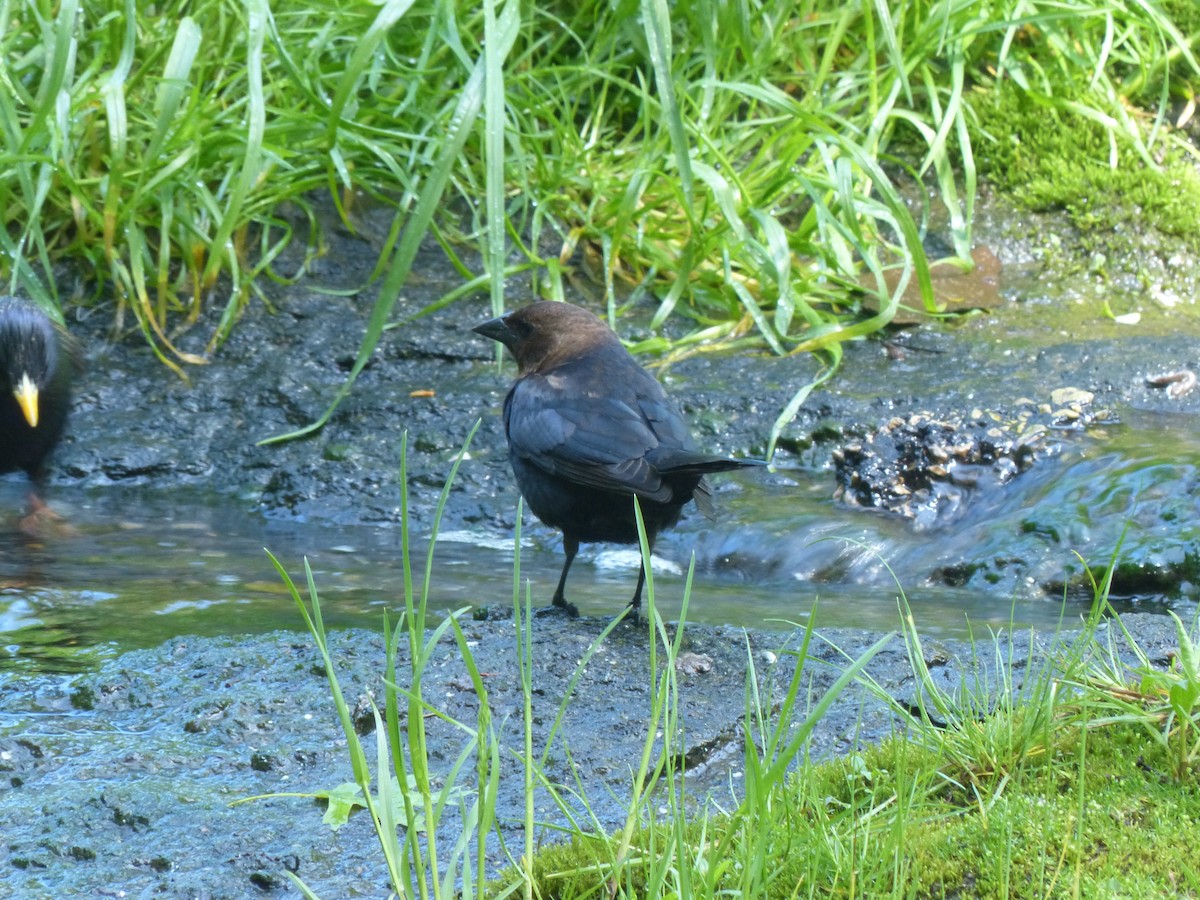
[{"xmin": 861, "ymin": 245, "xmax": 1003, "ymax": 323}]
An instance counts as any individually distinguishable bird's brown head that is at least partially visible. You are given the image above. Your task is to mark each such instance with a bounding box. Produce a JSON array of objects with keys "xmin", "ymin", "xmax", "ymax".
[{"xmin": 472, "ymin": 302, "xmax": 619, "ymax": 375}]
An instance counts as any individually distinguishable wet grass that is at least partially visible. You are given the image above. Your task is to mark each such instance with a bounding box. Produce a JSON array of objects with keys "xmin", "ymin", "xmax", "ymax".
[
  {"xmin": 3, "ymin": 2, "xmax": 1198, "ymax": 449},
  {"xmin": 260, "ymin": 435, "xmax": 1200, "ymax": 898}
]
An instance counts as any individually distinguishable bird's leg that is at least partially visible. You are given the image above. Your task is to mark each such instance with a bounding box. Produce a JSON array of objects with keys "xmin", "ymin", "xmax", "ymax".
[
  {"xmin": 625, "ymin": 530, "xmax": 658, "ymax": 624},
  {"xmin": 627, "ymin": 561, "xmax": 646, "ymax": 623},
  {"xmin": 545, "ymin": 533, "xmax": 580, "ymax": 617}
]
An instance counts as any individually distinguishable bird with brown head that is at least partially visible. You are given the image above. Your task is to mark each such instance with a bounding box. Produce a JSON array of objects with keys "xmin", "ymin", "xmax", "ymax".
[{"xmin": 474, "ymin": 301, "xmax": 761, "ymax": 617}]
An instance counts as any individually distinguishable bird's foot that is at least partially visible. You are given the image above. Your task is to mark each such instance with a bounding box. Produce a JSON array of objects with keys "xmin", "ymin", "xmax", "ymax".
[
  {"xmin": 18, "ymin": 495, "xmax": 74, "ymax": 539},
  {"xmin": 537, "ymin": 598, "xmax": 580, "ymax": 618}
]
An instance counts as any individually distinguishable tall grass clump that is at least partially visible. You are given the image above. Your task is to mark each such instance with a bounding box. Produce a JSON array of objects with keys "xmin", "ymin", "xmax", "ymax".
[
  {"xmin": 260, "ymin": 424, "xmax": 503, "ymax": 897},
  {"xmin": 1065, "ymin": 552, "xmax": 1200, "ymax": 785}
]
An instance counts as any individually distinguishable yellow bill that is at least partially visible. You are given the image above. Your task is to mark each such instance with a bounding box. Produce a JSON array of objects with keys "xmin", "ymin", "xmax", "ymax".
[{"xmin": 14, "ymin": 373, "xmax": 39, "ymax": 428}]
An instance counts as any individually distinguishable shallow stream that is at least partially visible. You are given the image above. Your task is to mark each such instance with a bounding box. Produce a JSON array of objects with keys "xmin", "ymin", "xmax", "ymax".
[{"xmin": 4, "ymin": 398, "xmax": 1196, "ymax": 676}]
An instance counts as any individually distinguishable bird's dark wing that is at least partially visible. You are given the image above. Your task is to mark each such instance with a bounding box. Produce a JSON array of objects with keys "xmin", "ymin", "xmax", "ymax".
[{"xmin": 504, "ymin": 370, "xmax": 678, "ymax": 502}]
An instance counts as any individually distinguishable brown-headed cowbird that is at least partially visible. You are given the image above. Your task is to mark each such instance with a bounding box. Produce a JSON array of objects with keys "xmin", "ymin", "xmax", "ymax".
[{"xmin": 474, "ymin": 301, "xmax": 760, "ymax": 616}]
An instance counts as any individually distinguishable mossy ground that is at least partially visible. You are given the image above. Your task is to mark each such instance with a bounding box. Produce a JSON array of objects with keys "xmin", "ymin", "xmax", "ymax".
[
  {"xmin": 513, "ymin": 720, "xmax": 1200, "ymax": 898},
  {"xmin": 967, "ymin": 87, "xmax": 1200, "ymax": 256},
  {"xmin": 898, "ymin": 723, "xmax": 1200, "ymax": 897}
]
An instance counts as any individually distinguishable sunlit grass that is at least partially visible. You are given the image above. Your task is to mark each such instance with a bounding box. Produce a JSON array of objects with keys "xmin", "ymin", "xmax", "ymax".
[{"xmin": 2, "ymin": 0, "xmax": 1197, "ymax": 443}]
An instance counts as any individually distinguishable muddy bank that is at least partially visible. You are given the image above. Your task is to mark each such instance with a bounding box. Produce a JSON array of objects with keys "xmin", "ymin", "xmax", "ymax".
[{"xmin": 1, "ymin": 610, "xmax": 1185, "ymax": 898}]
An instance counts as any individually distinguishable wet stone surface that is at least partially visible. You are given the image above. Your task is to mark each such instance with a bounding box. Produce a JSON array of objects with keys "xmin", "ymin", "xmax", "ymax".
[{"xmin": 832, "ymin": 387, "xmax": 1110, "ymax": 528}]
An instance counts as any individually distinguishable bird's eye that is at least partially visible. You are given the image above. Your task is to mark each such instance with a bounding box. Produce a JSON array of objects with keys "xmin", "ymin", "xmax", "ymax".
[{"xmin": 509, "ymin": 317, "xmax": 535, "ymax": 339}]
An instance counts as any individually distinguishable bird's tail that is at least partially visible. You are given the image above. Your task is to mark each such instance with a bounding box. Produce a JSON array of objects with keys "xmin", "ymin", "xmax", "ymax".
[
  {"xmin": 660, "ymin": 455, "xmax": 767, "ymax": 477},
  {"xmin": 662, "ymin": 455, "xmax": 765, "ymax": 518}
]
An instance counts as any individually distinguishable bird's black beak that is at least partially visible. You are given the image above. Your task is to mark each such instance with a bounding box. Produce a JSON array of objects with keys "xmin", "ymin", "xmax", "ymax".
[{"xmin": 472, "ymin": 315, "xmax": 514, "ymax": 348}]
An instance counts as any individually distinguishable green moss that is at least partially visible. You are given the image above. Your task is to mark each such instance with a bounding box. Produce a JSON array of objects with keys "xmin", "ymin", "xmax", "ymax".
[
  {"xmin": 1160, "ymin": 1, "xmax": 1200, "ymax": 59},
  {"xmin": 968, "ymin": 89, "xmax": 1200, "ymax": 249},
  {"xmin": 903, "ymin": 723, "xmax": 1200, "ymax": 897},
  {"xmin": 509, "ymin": 716, "xmax": 1200, "ymax": 898}
]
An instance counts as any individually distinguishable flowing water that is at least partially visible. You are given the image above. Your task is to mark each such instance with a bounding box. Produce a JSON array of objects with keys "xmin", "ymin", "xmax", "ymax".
[{"xmin": 4, "ymin": 405, "xmax": 1197, "ymax": 675}]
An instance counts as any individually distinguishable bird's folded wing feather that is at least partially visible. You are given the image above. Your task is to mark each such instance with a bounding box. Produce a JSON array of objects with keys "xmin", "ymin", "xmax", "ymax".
[{"xmin": 504, "ymin": 374, "xmax": 676, "ymax": 502}]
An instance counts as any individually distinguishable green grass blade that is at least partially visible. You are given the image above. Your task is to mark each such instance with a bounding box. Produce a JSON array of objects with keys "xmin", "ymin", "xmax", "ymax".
[
  {"xmin": 202, "ymin": 0, "xmax": 267, "ymax": 333},
  {"xmin": 324, "ymin": 0, "xmax": 418, "ymax": 144},
  {"xmin": 484, "ymin": 0, "xmax": 511, "ymax": 320},
  {"xmin": 261, "ymin": 3, "xmax": 519, "ymax": 445},
  {"xmin": 640, "ymin": 0, "xmax": 693, "ymax": 209},
  {"xmin": 144, "ymin": 16, "xmax": 201, "ymax": 170}
]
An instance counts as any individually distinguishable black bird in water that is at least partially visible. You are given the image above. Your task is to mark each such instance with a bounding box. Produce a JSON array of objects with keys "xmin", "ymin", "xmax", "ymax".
[
  {"xmin": 0, "ymin": 297, "xmax": 78, "ymax": 523},
  {"xmin": 474, "ymin": 301, "xmax": 760, "ymax": 617}
]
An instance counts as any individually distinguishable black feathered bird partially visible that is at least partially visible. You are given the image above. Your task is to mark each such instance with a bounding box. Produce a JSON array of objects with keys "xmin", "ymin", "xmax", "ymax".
[
  {"xmin": 474, "ymin": 301, "xmax": 761, "ymax": 617},
  {"xmin": 0, "ymin": 297, "xmax": 78, "ymax": 519}
]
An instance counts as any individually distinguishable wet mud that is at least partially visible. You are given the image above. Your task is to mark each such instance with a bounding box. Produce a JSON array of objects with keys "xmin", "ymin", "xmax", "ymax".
[{"xmin": 3, "ymin": 610, "xmax": 1185, "ymax": 898}]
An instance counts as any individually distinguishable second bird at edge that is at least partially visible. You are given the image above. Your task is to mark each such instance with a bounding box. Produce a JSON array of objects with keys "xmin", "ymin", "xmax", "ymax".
[{"xmin": 0, "ymin": 296, "xmax": 80, "ymax": 529}]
